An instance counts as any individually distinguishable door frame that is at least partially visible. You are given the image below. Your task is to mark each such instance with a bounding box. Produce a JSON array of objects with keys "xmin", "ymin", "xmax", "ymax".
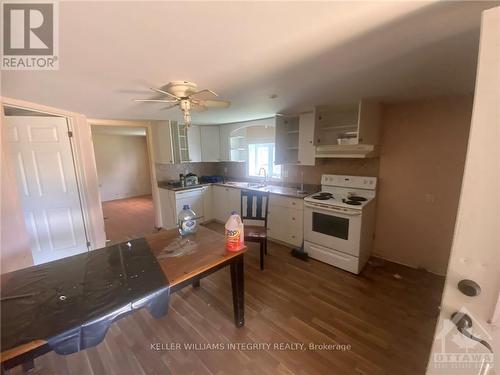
[
  {"xmin": 1, "ymin": 96, "xmax": 107, "ymax": 259},
  {"xmin": 87, "ymin": 118, "xmax": 161, "ymax": 229}
]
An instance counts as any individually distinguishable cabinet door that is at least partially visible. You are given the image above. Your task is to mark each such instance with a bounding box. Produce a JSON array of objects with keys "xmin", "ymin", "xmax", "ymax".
[
  {"xmin": 202, "ymin": 185, "xmax": 213, "ymax": 222},
  {"xmin": 228, "ymin": 188, "xmax": 241, "ymax": 216},
  {"xmin": 200, "ymin": 126, "xmax": 221, "ymax": 162},
  {"xmin": 187, "ymin": 125, "xmax": 202, "ymax": 162},
  {"xmin": 219, "ymin": 125, "xmax": 231, "ymax": 161},
  {"xmin": 274, "ymin": 116, "xmax": 288, "ymax": 165},
  {"xmin": 298, "ymin": 112, "xmax": 315, "ymax": 166},
  {"xmin": 267, "ymin": 204, "xmax": 287, "ymax": 242},
  {"xmin": 213, "ymin": 186, "xmax": 228, "ymax": 222},
  {"xmin": 152, "ymin": 121, "xmax": 174, "ymax": 164},
  {"xmin": 159, "ymin": 188, "xmax": 176, "ymax": 229}
]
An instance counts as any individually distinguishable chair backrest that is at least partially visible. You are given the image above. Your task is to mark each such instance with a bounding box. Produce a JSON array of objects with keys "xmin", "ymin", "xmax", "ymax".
[{"xmin": 240, "ymin": 189, "xmax": 269, "ymax": 227}]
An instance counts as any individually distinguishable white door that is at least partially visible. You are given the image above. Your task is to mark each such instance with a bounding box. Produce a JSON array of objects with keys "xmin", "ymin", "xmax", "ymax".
[
  {"xmin": 200, "ymin": 126, "xmax": 221, "ymax": 162},
  {"xmin": 427, "ymin": 7, "xmax": 499, "ymax": 374},
  {"xmin": 6, "ymin": 116, "xmax": 89, "ymax": 264}
]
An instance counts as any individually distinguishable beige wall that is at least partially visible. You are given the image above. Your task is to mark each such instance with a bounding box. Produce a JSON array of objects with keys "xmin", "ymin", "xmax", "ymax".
[
  {"xmin": 92, "ymin": 133, "xmax": 151, "ymax": 201},
  {"xmin": 373, "ymin": 95, "xmax": 473, "ymax": 275}
]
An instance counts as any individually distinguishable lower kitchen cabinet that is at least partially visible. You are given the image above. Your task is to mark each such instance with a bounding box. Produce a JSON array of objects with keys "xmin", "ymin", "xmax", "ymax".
[
  {"xmin": 212, "ymin": 185, "xmax": 241, "ymax": 222},
  {"xmin": 267, "ymin": 195, "xmax": 303, "ymax": 247}
]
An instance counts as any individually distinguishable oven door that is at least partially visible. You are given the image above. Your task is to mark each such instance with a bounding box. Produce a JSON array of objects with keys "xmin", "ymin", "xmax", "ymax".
[{"xmin": 304, "ymin": 202, "xmax": 362, "ymax": 256}]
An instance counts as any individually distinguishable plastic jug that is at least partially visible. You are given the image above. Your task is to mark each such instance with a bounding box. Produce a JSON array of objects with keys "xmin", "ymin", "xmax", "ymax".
[
  {"xmin": 225, "ymin": 211, "xmax": 244, "ymax": 251},
  {"xmin": 178, "ymin": 204, "xmax": 198, "ymax": 236}
]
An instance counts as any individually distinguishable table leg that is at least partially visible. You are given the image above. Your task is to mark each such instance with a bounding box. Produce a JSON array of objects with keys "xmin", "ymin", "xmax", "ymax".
[{"xmin": 230, "ymin": 255, "xmax": 244, "ymax": 327}]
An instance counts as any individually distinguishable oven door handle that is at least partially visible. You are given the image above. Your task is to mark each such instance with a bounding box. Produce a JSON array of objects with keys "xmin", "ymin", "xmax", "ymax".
[{"xmin": 304, "ymin": 202, "xmax": 362, "ymax": 216}]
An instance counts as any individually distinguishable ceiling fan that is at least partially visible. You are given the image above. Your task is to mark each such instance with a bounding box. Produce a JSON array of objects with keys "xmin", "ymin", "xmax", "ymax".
[{"xmin": 132, "ymin": 81, "xmax": 230, "ymax": 127}]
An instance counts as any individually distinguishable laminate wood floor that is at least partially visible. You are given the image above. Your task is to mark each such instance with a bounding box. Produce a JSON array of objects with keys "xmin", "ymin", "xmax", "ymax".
[
  {"xmin": 102, "ymin": 195, "xmax": 156, "ymax": 243},
  {"xmin": 9, "ymin": 222, "xmax": 444, "ymax": 375}
]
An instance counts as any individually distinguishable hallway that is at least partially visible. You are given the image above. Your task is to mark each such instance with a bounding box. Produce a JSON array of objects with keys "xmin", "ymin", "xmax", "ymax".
[{"xmin": 102, "ymin": 195, "xmax": 156, "ymax": 243}]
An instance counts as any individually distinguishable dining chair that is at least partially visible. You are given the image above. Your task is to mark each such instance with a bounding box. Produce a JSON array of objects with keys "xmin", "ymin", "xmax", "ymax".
[{"xmin": 240, "ymin": 189, "xmax": 269, "ymax": 270}]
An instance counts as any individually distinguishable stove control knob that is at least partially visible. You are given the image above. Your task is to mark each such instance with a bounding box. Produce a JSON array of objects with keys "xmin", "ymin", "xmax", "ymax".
[{"xmin": 457, "ymin": 279, "xmax": 481, "ymax": 297}]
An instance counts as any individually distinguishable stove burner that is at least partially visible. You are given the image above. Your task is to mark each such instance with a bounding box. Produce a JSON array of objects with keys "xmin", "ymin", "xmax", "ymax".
[
  {"xmin": 342, "ymin": 199, "xmax": 362, "ymax": 206},
  {"xmin": 312, "ymin": 195, "xmax": 332, "ymax": 200},
  {"xmin": 311, "ymin": 192, "xmax": 333, "ymax": 200},
  {"xmin": 348, "ymin": 196, "xmax": 367, "ymax": 202}
]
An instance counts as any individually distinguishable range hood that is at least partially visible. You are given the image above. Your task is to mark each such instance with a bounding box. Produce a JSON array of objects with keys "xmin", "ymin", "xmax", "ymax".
[{"xmin": 315, "ymin": 144, "xmax": 379, "ymax": 159}]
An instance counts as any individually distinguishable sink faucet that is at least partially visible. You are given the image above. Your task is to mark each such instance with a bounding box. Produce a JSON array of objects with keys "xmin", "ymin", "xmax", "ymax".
[{"xmin": 258, "ymin": 167, "xmax": 268, "ymax": 185}]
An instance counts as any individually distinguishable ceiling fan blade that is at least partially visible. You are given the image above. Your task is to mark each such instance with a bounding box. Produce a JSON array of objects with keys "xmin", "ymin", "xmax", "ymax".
[
  {"xmin": 188, "ymin": 89, "xmax": 218, "ymax": 98},
  {"xmin": 161, "ymin": 103, "xmax": 179, "ymax": 110},
  {"xmin": 150, "ymin": 87, "xmax": 180, "ymax": 100},
  {"xmin": 133, "ymin": 99, "xmax": 178, "ymax": 103},
  {"xmin": 195, "ymin": 99, "xmax": 230, "ymax": 108},
  {"xmin": 191, "ymin": 105, "xmax": 207, "ymax": 112}
]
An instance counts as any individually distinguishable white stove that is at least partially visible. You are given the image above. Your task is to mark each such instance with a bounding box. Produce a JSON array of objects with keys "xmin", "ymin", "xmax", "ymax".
[{"xmin": 304, "ymin": 175, "xmax": 377, "ymax": 274}]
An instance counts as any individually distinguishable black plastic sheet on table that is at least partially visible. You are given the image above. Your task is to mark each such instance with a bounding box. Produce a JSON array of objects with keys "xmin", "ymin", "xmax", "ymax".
[{"xmin": 1, "ymin": 238, "xmax": 170, "ymax": 355}]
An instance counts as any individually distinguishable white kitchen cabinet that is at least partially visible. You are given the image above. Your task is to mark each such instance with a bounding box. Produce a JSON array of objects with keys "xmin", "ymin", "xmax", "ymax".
[
  {"xmin": 187, "ymin": 125, "xmax": 202, "ymax": 162},
  {"xmin": 159, "ymin": 188, "xmax": 176, "ymax": 228},
  {"xmin": 202, "ymin": 185, "xmax": 213, "ymax": 221},
  {"xmin": 212, "ymin": 185, "xmax": 241, "ymax": 222},
  {"xmin": 297, "ymin": 112, "xmax": 316, "ymax": 166},
  {"xmin": 275, "ymin": 113, "xmax": 315, "ymax": 166},
  {"xmin": 219, "ymin": 125, "xmax": 231, "ymax": 161},
  {"xmin": 151, "ymin": 121, "xmax": 175, "ymax": 164},
  {"xmin": 314, "ymin": 99, "xmax": 380, "ymax": 158},
  {"xmin": 267, "ymin": 195, "xmax": 303, "ymax": 247},
  {"xmin": 171, "ymin": 123, "xmax": 190, "ymax": 163},
  {"xmin": 200, "ymin": 126, "xmax": 221, "ymax": 162}
]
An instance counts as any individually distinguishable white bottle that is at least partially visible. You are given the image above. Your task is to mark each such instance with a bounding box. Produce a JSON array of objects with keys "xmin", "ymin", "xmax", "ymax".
[{"xmin": 225, "ymin": 211, "xmax": 244, "ymax": 251}]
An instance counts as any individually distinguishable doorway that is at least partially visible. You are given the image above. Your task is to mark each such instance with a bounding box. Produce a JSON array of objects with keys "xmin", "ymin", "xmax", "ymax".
[
  {"xmin": 4, "ymin": 107, "xmax": 90, "ymax": 264},
  {"xmin": 90, "ymin": 124, "xmax": 156, "ymax": 243}
]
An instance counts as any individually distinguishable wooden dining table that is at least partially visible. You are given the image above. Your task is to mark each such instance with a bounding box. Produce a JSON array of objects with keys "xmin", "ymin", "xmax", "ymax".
[{"xmin": 0, "ymin": 225, "xmax": 246, "ymax": 372}]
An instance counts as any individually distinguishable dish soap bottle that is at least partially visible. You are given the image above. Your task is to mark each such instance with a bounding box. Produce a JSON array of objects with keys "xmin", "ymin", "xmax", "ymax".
[
  {"xmin": 178, "ymin": 205, "xmax": 198, "ymax": 237},
  {"xmin": 225, "ymin": 211, "xmax": 244, "ymax": 251}
]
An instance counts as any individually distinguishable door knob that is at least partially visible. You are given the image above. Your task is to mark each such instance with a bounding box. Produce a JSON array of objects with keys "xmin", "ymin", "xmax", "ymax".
[
  {"xmin": 458, "ymin": 279, "xmax": 481, "ymax": 297},
  {"xmin": 451, "ymin": 312, "xmax": 492, "ymax": 353}
]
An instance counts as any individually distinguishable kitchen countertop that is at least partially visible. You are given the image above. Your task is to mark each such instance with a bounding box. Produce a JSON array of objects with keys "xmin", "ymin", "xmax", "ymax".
[{"xmin": 158, "ymin": 181, "xmax": 316, "ymax": 199}]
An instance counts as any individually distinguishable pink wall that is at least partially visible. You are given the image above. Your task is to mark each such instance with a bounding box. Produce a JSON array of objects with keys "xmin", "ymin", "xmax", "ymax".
[{"xmin": 373, "ymin": 96, "xmax": 473, "ymax": 275}]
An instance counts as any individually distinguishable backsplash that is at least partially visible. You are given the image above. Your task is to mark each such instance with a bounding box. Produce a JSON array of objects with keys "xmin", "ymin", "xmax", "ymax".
[
  {"xmin": 157, "ymin": 159, "xmax": 379, "ymax": 186},
  {"xmin": 155, "ymin": 162, "xmax": 219, "ymax": 182},
  {"xmin": 215, "ymin": 159, "xmax": 379, "ymax": 188}
]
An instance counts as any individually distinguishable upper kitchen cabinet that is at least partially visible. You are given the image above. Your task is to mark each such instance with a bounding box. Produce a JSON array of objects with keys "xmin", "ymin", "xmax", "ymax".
[
  {"xmin": 151, "ymin": 120, "xmax": 175, "ymax": 164},
  {"xmin": 314, "ymin": 99, "xmax": 381, "ymax": 158},
  {"xmin": 171, "ymin": 122, "xmax": 190, "ymax": 163},
  {"xmin": 187, "ymin": 125, "xmax": 202, "ymax": 162},
  {"xmin": 275, "ymin": 113, "xmax": 315, "ymax": 165},
  {"xmin": 200, "ymin": 125, "xmax": 221, "ymax": 162}
]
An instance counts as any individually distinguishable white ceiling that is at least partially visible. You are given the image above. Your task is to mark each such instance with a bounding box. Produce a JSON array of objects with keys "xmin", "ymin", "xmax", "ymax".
[{"xmin": 1, "ymin": 1, "xmax": 498, "ymax": 125}]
